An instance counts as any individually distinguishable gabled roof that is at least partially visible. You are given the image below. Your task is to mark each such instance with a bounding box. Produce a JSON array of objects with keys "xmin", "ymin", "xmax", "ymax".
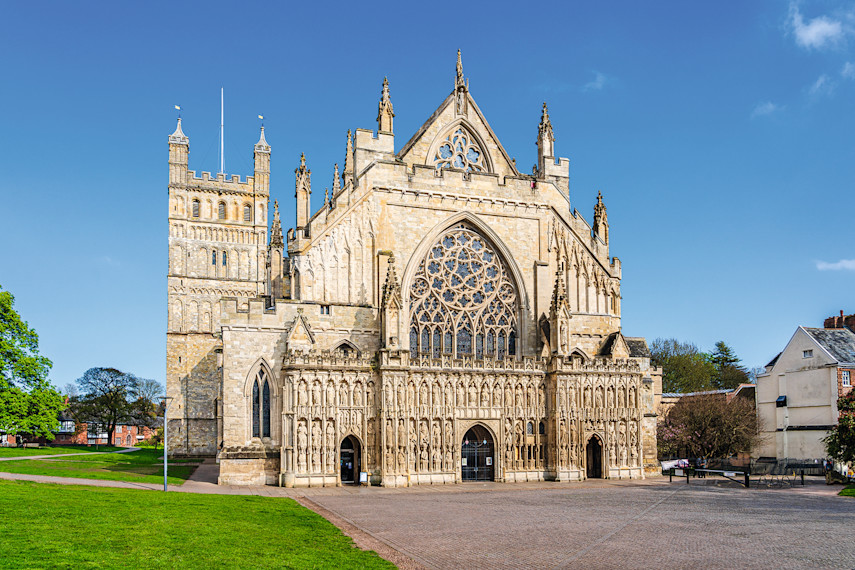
[
  {"xmin": 765, "ymin": 352, "xmax": 781, "ymax": 369},
  {"xmin": 802, "ymin": 327, "xmax": 855, "ymax": 365},
  {"xmin": 625, "ymin": 337, "xmax": 652, "ymax": 358}
]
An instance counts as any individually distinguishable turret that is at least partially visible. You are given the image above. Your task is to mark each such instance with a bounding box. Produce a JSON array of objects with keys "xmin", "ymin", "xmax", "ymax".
[
  {"xmin": 536, "ymin": 103, "xmax": 554, "ymax": 178},
  {"xmin": 269, "ymin": 200, "xmax": 284, "ymax": 298},
  {"xmin": 377, "ymin": 77, "xmax": 394, "ymax": 134},
  {"xmin": 295, "ymin": 153, "xmax": 311, "ymax": 233},
  {"xmin": 593, "ymin": 190, "xmax": 609, "ymax": 245},
  {"xmin": 168, "ymin": 118, "xmax": 189, "ymax": 185},
  {"xmin": 253, "ymin": 126, "xmax": 270, "ymax": 195},
  {"xmin": 330, "ymin": 163, "xmax": 340, "ymax": 209},
  {"xmin": 343, "ymin": 130, "xmax": 353, "ymax": 188},
  {"xmin": 549, "ymin": 266, "xmax": 572, "ymax": 356},
  {"xmin": 454, "ymin": 49, "xmax": 468, "ymax": 116}
]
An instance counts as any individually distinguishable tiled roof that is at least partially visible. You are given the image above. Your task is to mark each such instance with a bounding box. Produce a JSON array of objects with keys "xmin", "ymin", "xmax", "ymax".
[
  {"xmin": 803, "ymin": 327, "xmax": 855, "ymax": 364},
  {"xmin": 625, "ymin": 337, "xmax": 651, "ymax": 358}
]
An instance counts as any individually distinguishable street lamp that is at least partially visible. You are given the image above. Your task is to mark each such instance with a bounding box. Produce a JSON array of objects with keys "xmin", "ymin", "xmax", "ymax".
[{"xmin": 159, "ymin": 396, "xmax": 174, "ymax": 492}]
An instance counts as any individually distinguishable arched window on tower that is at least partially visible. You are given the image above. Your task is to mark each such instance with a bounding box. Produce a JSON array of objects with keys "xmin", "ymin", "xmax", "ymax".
[
  {"xmin": 409, "ymin": 222, "xmax": 518, "ymax": 360},
  {"xmin": 222, "ymin": 251, "xmax": 227, "ymax": 266},
  {"xmin": 212, "ymin": 250, "xmax": 217, "ymax": 266},
  {"xmin": 251, "ymin": 369, "xmax": 271, "ymax": 439},
  {"xmin": 218, "ymin": 201, "xmax": 226, "ymax": 220},
  {"xmin": 243, "ymin": 204, "xmax": 252, "ymax": 222},
  {"xmin": 192, "ymin": 199, "xmax": 200, "ymax": 218}
]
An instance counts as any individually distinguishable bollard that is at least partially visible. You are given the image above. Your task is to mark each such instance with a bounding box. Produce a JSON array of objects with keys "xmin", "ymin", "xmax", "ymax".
[{"xmin": 744, "ymin": 472, "xmax": 750, "ymax": 488}]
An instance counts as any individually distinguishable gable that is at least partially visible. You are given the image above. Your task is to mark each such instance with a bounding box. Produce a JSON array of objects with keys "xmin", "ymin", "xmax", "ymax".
[{"xmin": 397, "ymin": 90, "xmax": 519, "ymax": 179}]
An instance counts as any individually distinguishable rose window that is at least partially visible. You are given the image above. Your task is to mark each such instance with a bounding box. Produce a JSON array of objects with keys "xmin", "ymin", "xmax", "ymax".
[
  {"xmin": 434, "ymin": 128, "xmax": 485, "ymax": 172},
  {"xmin": 409, "ymin": 223, "xmax": 518, "ymax": 359}
]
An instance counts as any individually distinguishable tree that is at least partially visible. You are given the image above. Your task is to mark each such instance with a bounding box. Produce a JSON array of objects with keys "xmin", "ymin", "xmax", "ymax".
[
  {"xmin": 710, "ymin": 341, "xmax": 750, "ymax": 390},
  {"xmin": 0, "ymin": 285, "xmax": 64, "ymax": 441},
  {"xmin": 71, "ymin": 367, "xmax": 140, "ymax": 446},
  {"xmin": 657, "ymin": 393, "xmax": 760, "ymax": 459},
  {"xmin": 650, "ymin": 338, "xmax": 716, "ymax": 393},
  {"xmin": 131, "ymin": 378, "xmax": 163, "ymax": 435},
  {"xmin": 824, "ymin": 390, "xmax": 855, "ymax": 464}
]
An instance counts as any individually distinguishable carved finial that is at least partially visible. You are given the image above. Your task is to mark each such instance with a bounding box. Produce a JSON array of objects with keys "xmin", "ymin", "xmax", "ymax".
[
  {"xmin": 343, "ymin": 130, "xmax": 354, "ymax": 186},
  {"xmin": 456, "ymin": 49, "xmax": 464, "ymax": 88},
  {"xmin": 551, "ymin": 268, "xmax": 567, "ymax": 313},
  {"xmin": 270, "ymin": 200, "xmax": 283, "ymax": 248},
  {"xmin": 377, "ymin": 76, "xmax": 394, "ymax": 133},
  {"xmin": 381, "ymin": 255, "xmax": 401, "ymax": 309},
  {"xmin": 594, "ymin": 190, "xmax": 609, "ymax": 244},
  {"xmin": 539, "ymin": 102, "xmax": 554, "ymax": 141},
  {"xmin": 300, "ymin": 152, "xmax": 306, "ymax": 169},
  {"xmin": 332, "ymin": 163, "xmax": 341, "ymax": 193}
]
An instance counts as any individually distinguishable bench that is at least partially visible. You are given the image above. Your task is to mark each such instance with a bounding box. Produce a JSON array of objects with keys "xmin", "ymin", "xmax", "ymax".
[{"xmin": 694, "ymin": 468, "xmax": 750, "ymax": 488}]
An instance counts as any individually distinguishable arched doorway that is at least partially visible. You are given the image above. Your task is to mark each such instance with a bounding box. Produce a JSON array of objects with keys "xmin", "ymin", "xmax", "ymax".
[
  {"xmin": 340, "ymin": 435, "xmax": 360, "ymax": 484},
  {"xmin": 461, "ymin": 425, "xmax": 495, "ymax": 481},
  {"xmin": 586, "ymin": 435, "xmax": 603, "ymax": 479}
]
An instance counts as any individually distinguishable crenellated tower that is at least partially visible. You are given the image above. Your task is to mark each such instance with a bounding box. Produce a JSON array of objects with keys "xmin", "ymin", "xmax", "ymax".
[{"xmin": 166, "ymin": 120, "xmax": 270, "ymax": 456}]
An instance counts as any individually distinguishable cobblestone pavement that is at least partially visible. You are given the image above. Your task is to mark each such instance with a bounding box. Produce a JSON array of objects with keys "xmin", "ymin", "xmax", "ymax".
[{"xmin": 307, "ymin": 480, "xmax": 855, "ymax": 570}]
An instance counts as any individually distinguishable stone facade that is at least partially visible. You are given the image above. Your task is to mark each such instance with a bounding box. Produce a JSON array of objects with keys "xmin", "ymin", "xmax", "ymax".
[{"xmin": 167, "ymin": 54, "xmax": 662, "ymax": 486}]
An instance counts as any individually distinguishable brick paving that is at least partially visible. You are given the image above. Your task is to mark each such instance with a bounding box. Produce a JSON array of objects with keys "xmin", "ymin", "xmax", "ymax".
[{"xmin": 2, "ymin": 460, "xmax": 853, "ymax": 569}]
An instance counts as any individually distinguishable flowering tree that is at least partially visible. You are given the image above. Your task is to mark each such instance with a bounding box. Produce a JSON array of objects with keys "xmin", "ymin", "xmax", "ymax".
[
  {"xmin": 658, "ymin": 393, "xmax": 760, "ymax": 459},
  {"xmin": 824, "ymin": 390, "xmax": 855, "ymax": 463}
]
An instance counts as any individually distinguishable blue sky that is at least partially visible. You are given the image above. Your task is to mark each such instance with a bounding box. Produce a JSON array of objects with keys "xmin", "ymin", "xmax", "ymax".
[{"xmin": 1, "ymin": 1, "xmax": 852, "ymax": 388}]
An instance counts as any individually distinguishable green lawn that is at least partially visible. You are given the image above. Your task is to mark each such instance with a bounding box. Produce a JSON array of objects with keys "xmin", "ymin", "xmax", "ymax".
[
  {"xmin": 841, "ymin": 484, "xmax": 855, "ymax": 497},
  {"xmin": 0, "ymin": 449, "xmax": 200, "ymax": 485},
  {"xmin": 0, "ymin": 445, "xmax": 123, "ymax": 458},
  {"xmin": 0, "ymin": 480, "xmax": 394, "ymax": 569}
]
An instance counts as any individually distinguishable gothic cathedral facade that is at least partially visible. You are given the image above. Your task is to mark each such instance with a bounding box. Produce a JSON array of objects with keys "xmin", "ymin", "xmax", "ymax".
[{"xmin": 167, "ymin": 54, "xmax": 661, "ymax": 487}]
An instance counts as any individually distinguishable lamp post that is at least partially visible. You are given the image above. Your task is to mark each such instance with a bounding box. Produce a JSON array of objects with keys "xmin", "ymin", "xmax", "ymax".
[{"xmin": 159, "ymin": 396, "xmax": 174, "ymax": 492}]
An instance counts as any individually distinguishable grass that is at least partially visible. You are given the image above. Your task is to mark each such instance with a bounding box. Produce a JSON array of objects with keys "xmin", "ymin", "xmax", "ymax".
[
  {"xmin": 0, "ymin": 449, "xmax": 200, "ymax": 485},
  {"xmin": 0, "ymin": 480, "xmax": 394, "ymax": 569},
  {"xmin": 0, "ymin": 445, "xmax": 123, "ymax": 458},
  {"xmin": 841, "ymin": 484, "xmax": 855, "ymax": 497}
]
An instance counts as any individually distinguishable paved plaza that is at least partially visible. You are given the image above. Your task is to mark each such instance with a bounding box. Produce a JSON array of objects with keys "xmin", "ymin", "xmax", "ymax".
[{"xmin": 305, "ymin": 479, "xmax": 855, "ymax": 570}]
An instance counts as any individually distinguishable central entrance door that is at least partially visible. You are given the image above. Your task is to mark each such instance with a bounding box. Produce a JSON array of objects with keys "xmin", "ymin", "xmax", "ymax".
[
  {"xmin": 340, "ymin": 435, "xmax": 360, "ymax": 484},
  {"xmin": 461, "ymin": 425, "xmax": 494, "ymax": 481},
  {"xmin": 586, "ymin": 435, "xmax": 603, "ymax": 479}
]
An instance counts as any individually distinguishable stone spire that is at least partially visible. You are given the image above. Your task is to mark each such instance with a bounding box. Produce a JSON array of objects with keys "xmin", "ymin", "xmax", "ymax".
[
  {"xmin": 169, "ymin": 117, "xmax": 189, "ymax": 145},
  {"xmin": 343, "ymin": 130, "xmax": 354, "ymax": 187},
  {"xmin": 454, "ymin": 49, "xmax": 468, "ymax": 115},
  {"xmin": 270, "ymin": 200, "xmax": 284, "ymax": 248},
  {"xmin": 550, "ymin": 267, "xmax": 568, "ymax": 314},
  {"xmin": 593, "ymin": 190, "xmax": 609, "ymax": 244},
  {"xmin": 295, "ymin": 153, "xmax": 311, "ymax": 230},
  {"xmin": 536, "ymin": 102, "xmax": 555, "ymax": 177},
  {"xmin": 254, "ymin": 126, "xmax": 270, "ymax": 153},
  {"xmin": 332, "ymin": 163, "xmax": 341, "ymax": 193},
  {"xmin": 377, "ymin": 77, "xmax": 394, "ymax": 133},
  {"xmin": 381, "ymin": 255, "xmax": 401, "ymax": 309},
  {"xmin": 254, "ymin": 126, "xmax": 271, "ymax": 195}
]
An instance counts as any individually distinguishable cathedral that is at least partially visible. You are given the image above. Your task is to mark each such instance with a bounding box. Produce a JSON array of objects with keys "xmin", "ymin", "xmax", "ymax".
[{"xmin": 166, "ymin": 53, "xmax": 662, "ymax": 487}]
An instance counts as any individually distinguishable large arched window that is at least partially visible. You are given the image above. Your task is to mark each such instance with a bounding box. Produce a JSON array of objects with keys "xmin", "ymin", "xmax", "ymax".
[
  {"xmin": 409, "ymin": 222, "xmax": 518, "ymax": 359},
  {"xmin": 251, "ymin": 369, "xmax": 271, "ymax": 439}
]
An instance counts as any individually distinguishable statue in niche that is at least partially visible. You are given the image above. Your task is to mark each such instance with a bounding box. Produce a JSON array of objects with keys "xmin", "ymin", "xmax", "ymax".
[
  {"xmin": 609, "ymin": 438, "xmax": 617, "ymax": 468},
  {"xmin": 570, "ymin": 386, "xmax": 577, "ymax": 408},
  {"xmin": 385, "ymin": 419, "xmax": 394, "ymax": 451},
  {"xmin": 559, "ymin": 322, "xmax": 569, "ymax": 354},
  {"xmin": 353, "ymin": 383, "xmax": 363, "ymax": 407},
  {"xmin": 444, "ymin": 382, "xmax": 453, "ymax": 408},
  {"xmin": 419, "ymin": 421, "xmax": 429, "ymax": 448},
  {"xmin": 296, "ymin": 421, "xmax": 308, "ymax": 473},
  {"xmin": 569, "ymin": 422, "xmax": 578, "ymax": 467},
  {"xmin": 584, "ymin": 386, "xmax": 592, "ymax": 408},
  {"xmin": 618, "ymin": 386, "xmax": 626, "ymax": 408},
  {"xmin": 409, "ymin": 422, "xmax": 417, "ymax": 470},
  {"xmin": 537, "ymin": 385, "xmax": 544, "ymax": 409},
  {"xmin": 505, "ymin": 384, "xmax": 513, "ymax": 408},
  {"xmin": 432, "ymin": 422, "xmax": 441, "ymax": 449},
  {"xmin": 629, "ymin": 386, "xmax": 637, "ymax": 408},
  {"xmin": 366, "ymin": 420, "xmax": 375, "ymax": 466},
  {"xmin": 398, "ymin": 419, "xmax": 406, "ymax": 448},
  {"xmin": 620, "ymin": 445, "xmax": 627, "ymax": 467},
  {"xmin": 480, "ymin": 383, "xmax": 490, "ymax": 407},
  {"xmin": 466, "ymin": 383, "xmax": 475, "ymax": 407},
  {"xmin": 326, "ymin": 381, "xmax": 335, "ymax": 407},
  {"xmin": 607, "ymin": 386, "xmax": 615, "ymax": 408},
  {"xmin": 444, "ymin": 420, "xmax": 453, "ymax": 450},
  {"xmin": 493, "ymin": 383, "xmax": 502, "ymax": 407},
  {"xmin": 445, "ymin": 448, "xmax": 453, "ymax": 471},
  {"xmin": 432, "ymin": 446, "xmax": 441, "ymax": 471},
  {"xmin": 298, "ymin": 382, "xmax": 308, "ymax": 406},
  {"xmin": 325, "ymin": 423, "xmax": 335, "ymax": 473},
  {"xmin": 339, "ymin": 382, "xmax": 349, "ymax": 407},
  {"xmin": 312, "ymin": 382, "xmax": 321, "ymax": 407},
  {"xmin": 515, "ymin": 385, "xmax": 523, "ymax": 408},
  {"xmin": 432, "ymin": 382, "xmax": 441, "ymax": 408},
  {"xmin": 456, "ymin": 381, "xmax": 464, "ymax": 407},
  {"xmin": 408, "ymin": 382, "xmax": 415, "ymax": 408},
  {"xmin": 397, "ymin": 447, "xmax": 406, "ymax": 472},
  {"xmin": 419, "ymin": 445, "xmax": 428, "ymax": 472},
  {"xmin": 311, "ymin": 422, "xmax": 321, "ymax": 473},
  {"xmin": 397, "ymin": 382, "xmax": 405, "ymax": 408},
  {"xmin": 559, "ymin": 385, "xmax": 567, "ymax": 409},
  {"xmin": 420, "ymin": 383, "xmax": 428, "ymax": 407},
  {"xmin": 595, "ymin": 386, "xmax": 603, "ymax": 409},
  {"xmin": 559, "ymin": 420, "xmax": 567, "ymax": 467}
]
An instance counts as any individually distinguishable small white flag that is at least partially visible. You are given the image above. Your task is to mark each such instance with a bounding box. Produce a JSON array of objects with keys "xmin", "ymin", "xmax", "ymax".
[
  {"xmin": 258, "ymin": 115, "xmax": 264, "ymax": 120},
  {"xmin": 174, "ymin": 105, "xmax": 181, "ymax": 110}
]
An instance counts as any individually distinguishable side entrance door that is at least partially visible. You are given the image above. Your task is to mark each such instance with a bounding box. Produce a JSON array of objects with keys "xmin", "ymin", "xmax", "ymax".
[{"xmin": 461, "ymin": 425, "xmax": 495, "ymax": 481}]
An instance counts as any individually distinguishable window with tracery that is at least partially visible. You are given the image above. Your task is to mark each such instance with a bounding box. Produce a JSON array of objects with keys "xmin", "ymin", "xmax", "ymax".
[
  {"xmin": 434, "ymin": 127, "xmax": 486, "ymax": 172},
  {"xmin": 251, "ymin": 369, "xmax": 271, "ymax": 439},
  {"xmin": 409, "ymin": 223, "xmax": 518, "ymax": 359}
]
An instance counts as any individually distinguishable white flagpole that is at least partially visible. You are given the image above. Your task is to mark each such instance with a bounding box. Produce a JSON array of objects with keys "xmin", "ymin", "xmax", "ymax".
[{"xmin": 219, "ymin": 88, "xmax": 225, "ymax": 175}]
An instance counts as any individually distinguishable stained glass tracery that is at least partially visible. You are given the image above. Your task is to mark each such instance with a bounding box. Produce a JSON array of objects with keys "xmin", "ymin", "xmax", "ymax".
[
  {"xmin": 409, "ymin": 223, "xmax": 518, "ymax": 359},
  {"xmin": 434, "ymin": 127, "xmax": 486, "ymax": 172}
]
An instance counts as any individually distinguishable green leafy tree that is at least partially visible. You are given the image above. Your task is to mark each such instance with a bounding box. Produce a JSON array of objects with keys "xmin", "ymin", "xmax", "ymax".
[
  {"xmin": 710, "ymin": 341, "xmax": 750, "ymax": 390},
  {"xmin": 0, "ymin": 285, "xmax": 64, "ymax": 441},
  {"xmin": 650, "ymin": 338, "xmax": 716, "ymax": 393},
  {"xmin": 824, "ymin": 390, "xmax": 855, "ymax": 463},
  {"xmin": 71, "ymin": 367, "xmax": 140, "ymax": 446},
  {"xmin": 658, "ymin": 393, "xmax": 760, "ymax": 459}
]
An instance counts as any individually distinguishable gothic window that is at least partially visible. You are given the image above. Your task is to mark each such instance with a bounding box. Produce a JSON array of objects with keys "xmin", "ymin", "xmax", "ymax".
[
  {"xmin": 243, "ymin": 204, "xmax": 252, "ymax": 222},
  {"xmin": 409, "ymin": 222, "xmax": 518, "ymax": 359},
  {"xmin": 222, "ymin": 251, "xmax": 228, "ymax": 266},
  {"xmin": 218, "ymin": 201, "xmax": 226, "ymax": 219},
  {"xmin": 251, "ymin": 369, "xmax": 271, "ymax": 439},
  {"xmin": 212, "ymin": 250, "xmax": 217, "ymax": 265},
  {"xmin": 434, "ymin": 127, "xmax": 485, "ymax": 172},
  {"xmin": 192, "ymin": 199, "xmax": 200, "ymax": 218}
]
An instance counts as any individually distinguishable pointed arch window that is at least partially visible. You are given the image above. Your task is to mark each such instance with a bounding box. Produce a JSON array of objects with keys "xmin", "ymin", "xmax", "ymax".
[
  {"xmin": 243, "ymin": 204, "xmax": 252, "ymax": 222},
  {"xmin": 409, "ymin": 222, "xmax": 518, "ymax": 359},
  {"xmin": 192, "ymin": 199, "xmax": 200, "ymax": 218},
  {"xmin": 251, "ymin": 369, "xmax": 271, "ymax": 439},
  {"xmin": 218, "ymin": 201, "xmax": 226, "ymax": 220},
  {"xmin": 434, "ymin": 127, "xmax": 486, "ymax": 172}
]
